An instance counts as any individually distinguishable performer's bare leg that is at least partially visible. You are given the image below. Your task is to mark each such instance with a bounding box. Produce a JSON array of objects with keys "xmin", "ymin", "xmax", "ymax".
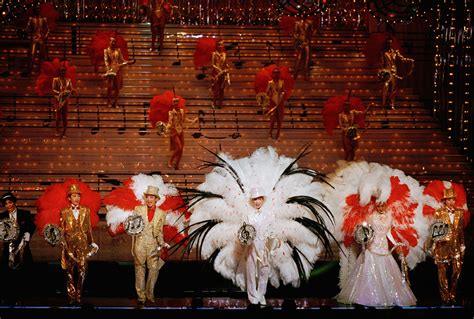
[
  {"xmin": 303, "ymin": 46, "xmax": 310, "ymax": 80},
  {"xmin": 168, "ymin": 134, "xmax": 183, "ymax": 169},
  {"xmin": 107, "ymin": 78, "xmax": 113, "ymax": 107}
]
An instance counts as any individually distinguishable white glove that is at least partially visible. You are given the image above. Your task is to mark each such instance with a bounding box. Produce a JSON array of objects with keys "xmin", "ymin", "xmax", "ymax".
[
  {"xmin": 91, "ymin": 242, "xmax": 99, "ymax": 252},
  {"xmin": 23, "ymin": 232, "xmax": 31, "ymax": 242},
  {"xmin": 164, "ymin": 243, "xmax": 170, "ymax": 249}
]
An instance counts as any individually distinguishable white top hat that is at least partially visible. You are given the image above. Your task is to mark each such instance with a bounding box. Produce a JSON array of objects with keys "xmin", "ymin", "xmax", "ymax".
[{"xmin": 250, "ymin": 187, "xmax": 265, "ymax": 199}]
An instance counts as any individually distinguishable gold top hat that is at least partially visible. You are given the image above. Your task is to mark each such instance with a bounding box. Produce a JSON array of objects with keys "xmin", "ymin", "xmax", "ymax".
[
  {"xmin": 68, "ymin": 184, "xmax": 81, "ymax": 195},
  {"xmin": 443, "ymin": 188, "xmax": 456, "ymax": 200},
  {"xmin": 144, "ymin": 185, "xmax": 160, "ymax": 197}
]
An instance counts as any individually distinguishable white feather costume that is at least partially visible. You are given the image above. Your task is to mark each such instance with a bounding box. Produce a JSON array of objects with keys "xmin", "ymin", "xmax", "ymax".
[
  {"xmin": 182, "ymin": 146, "xmax": 337, "ymax": 303},
  {"xmin": 322, "ymin": 161, "xmax": 430, "ymax": 293}
]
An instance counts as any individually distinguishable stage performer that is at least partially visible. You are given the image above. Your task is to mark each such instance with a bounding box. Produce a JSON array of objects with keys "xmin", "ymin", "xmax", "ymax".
[
  {"xmin": 266, "ymin": 67, "xmax": 287, "ymax": 140},
  {"xmin": 381, "ymin": 37, "xmax": 414, "ymax": 110},
  {"xmin": 25, "ymin": 6, "xmax": 49, "ymax": 74},
  {"xmin": 0, "ymin": 192, "xmax": 35, "ymax": 305},
  {"xmin": 178, "ymin": 146, "xmax": 337, "ymax": 309},
  {"xmin": 163, "ymin": 97, "xmax": 196, "ymax": 169},
  {"xmin": 337, "ymin": 201, "xmax": 416, "ymax": 306},
  {"xmin": 131, "ymin": 185, "xmax": 167, "ymax": 306},
  {"xmin": 211, "ymin": 40, "xmax": 230, "ymax": 109},
  {"xmin": 428, "ymin": 188, "xmax": 465, "ymax": 304},
  {"xmin": 243, "ymin": 187, "xmax": 279, "ymax": 307},
  {"xmin": 60, "ymin": 184, "xmax": 98, "ymax": 304},
  {"xmin": 52, "ymin": 66, "xmax": 74, "ymax": 137},
  {"xmin": 293, "ymin": 16, "xmax": 314, "ymax": 80},
  {"xmin": 104, "ymin": 37, "xmax": 133, "ymax": 108},
  {"xmin": 338, "ymin": 98, "xmax": 365, "ymax": 161},
  {"xmin": 149, "ymin": 0, "xmax": 173, "ymax": 52}
]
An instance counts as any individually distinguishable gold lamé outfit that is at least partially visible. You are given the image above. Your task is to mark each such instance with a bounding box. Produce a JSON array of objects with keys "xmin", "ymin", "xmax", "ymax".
[
  {"xmin": 211, "ymin": 50, "xmax": 230, "ymax": 108},
  {"xmin": 293, "ymin": 18, "xmax": 313, "ymax": 78},
  {"xmin": 104, "ymin": 47, "xmax": 126, "ymax": 90},
  {"xmin": 167, "ymin": 108, "xmax": 185, "ymax": 151},
  {"xmin": 26, "ymin": 16, "xmax": 49, "ymax": 72},
  {"xmin": 132, "ymin": 205, "xmax": 166, "ymax": 303},
  {"xmin": 60, "ymin": 206, "xmax": 94, "ymax": 303},
  {"xmin": 381, "ymin": 49, "xmax": 413, "ymax": 109},
  {"xmin": 52, "ymin": 77, "xmax": 73, "ymax": 110},
  {"xmin": 431, "ymin": 207, "xmax": 465, "ymax": 304},
  {"xmin": 211, "ymin": 51, "xmax": 230, "ymax": 88}
]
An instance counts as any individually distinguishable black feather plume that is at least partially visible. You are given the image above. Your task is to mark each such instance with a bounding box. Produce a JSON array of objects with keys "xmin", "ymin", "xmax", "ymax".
[
  {"xmin": 288, "ymin": 241, "xmax": 314, "ymax": 283},
  {"xmin": 199, "ymin": 145, "xmax": 245, "ymax": 193},
  {"xmin": 286, "ymin": 195, "xmax": 335, "ymax": 225},
  {"xmin": 294, "ymin": 217, "xmax": 341, "ymax": 258},
  {"xmin": 168, "ymin": 219, "xmax": 221, "ymax": 260}
]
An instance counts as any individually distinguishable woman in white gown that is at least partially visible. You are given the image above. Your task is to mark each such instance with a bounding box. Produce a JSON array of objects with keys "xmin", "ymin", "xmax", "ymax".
[{"xmin": 337, "ymin": 202, "xmax": 416, "ymax": 307}]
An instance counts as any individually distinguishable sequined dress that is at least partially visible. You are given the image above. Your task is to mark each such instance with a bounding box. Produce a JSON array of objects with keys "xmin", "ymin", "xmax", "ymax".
[{"xmin": 337, "ymin": 212, "xmax": 416, "ymax": 306}]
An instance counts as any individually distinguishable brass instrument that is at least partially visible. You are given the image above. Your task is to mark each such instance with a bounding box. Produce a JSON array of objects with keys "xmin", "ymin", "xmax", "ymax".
[
  {"xmin": 156, "ymin": 121, "xmax": 168, "ymax": 136},
  {"xmin": 104, "ymin": 60, "xmax": 134, "ymax": 78},
  {"xmin": 55, "ymin": 90, "xmax": 71, "ymax": 110},
  {"xmin": 256, "ymin": 92, "xmax": 270, "ymax": 113}
]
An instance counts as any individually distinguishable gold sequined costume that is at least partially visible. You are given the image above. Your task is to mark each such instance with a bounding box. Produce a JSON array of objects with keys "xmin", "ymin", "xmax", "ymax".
[
  {"xmin": 381, "ymin": 48, "xmax": 414, "ymax": 109},
  {"xmin": 211, "ymin": 48, "xmax": 230, "ymax": 109},
  {"xmin": 26, "ymin": 13, "xmax": 49, "ymax": 73},
  {"xmin": 60, "ymin": 205, "xmax": 94, "ymax": 303},
  {"xmin": 431, "ymin": 204, "xmax": 465, "ymax": 304},
  {"xmin": 293, "ymin": 18, "xmax": 313, "ymax": 79},
  {"xmin": 166, "ymin": 107, "xmax": 186, "ymax": 169},
  {"xmin": 52, "ymin": 76, "xmax": 73, "ymax": 137},
  {"xmin": 265, "ymin": 78, "xmax": 286, "ymax": 139},
  {"xmin": 132, "ymin": 205, "xmax": 166, "ymax": 303}
]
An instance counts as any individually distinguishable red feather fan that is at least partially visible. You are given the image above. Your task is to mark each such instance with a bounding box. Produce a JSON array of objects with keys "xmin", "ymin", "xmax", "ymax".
[
  {"xmin": 342, "ymin": 176, "xmax": 420, "ymax": 256},
  {"xmin": 103, "ymin": 176, "xmax": 190, "ymax": 249},
  {"xmin": 322, "ymin": 94, "xmax": 366, "ymax": 135},
  {"xmin": 423, "ymin": 180, "xmax": 470, "ymax": 226},
  {"xmin": 35, "ymin": 179, "xmax": 101, "ymax": 235},
  {"xmin": 86, "ymin": 31, "xmax": 129, "ymax": 72},
  {"xmin": 386, "ymin": 176, "xmax": 419, "ymax": 256},
  {"xmin": 18, "ymin": 2, "xmax": 60, "ymax": 32},
  {"xmin": 35, "ymin": 58, "xmax": 77, "ymax": 96},
  {"xmin": 363, "ymin": 32, "xmax": 402, "ymax": 66},
  {"xmin": 254, "ymin": 64, "xmax": 295, "ymax": 98},
  {"xmin": 193, "ymin": 37, "xmax": 218, "ymax": 69},
  {"xmin": 341, "ymin": 194, "xmax": 375, "ymax": 247},
  {"xmin": 149, "ymin": 91, "xmax": 186, "ymax": 128}
]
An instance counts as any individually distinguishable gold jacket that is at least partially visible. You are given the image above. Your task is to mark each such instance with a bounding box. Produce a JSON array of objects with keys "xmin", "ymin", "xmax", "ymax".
[
  {"xmin": 60, "ymin": 206, "xmax": 94, "ymax": 269},
  {"xmin": 432, "ymin": 207, "xmax": 465, "ymax": 263},
  {"xmin": 132, "ymin": 205, "xmax": 166, "ymax": 250}
]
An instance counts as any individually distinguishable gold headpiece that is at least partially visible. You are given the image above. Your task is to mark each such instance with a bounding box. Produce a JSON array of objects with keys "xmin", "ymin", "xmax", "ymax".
[
  {"xmin": 443, "ymin": 188, "xmax": 456, "ymax": 200},
  {"xmin": 68, "ymin": 184, "xmax": 81, "ymax": 195}
]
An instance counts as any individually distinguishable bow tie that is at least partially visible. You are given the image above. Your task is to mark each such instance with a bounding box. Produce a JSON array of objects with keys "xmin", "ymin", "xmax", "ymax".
[{"xmin": 71, "ymin": 206, "xmax": 79, "ymax": 210}]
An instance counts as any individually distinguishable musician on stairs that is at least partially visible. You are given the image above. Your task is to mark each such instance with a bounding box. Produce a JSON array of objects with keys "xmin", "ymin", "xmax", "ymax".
[
  {"xmin": 52, "ymin": 66, "xmax": 75, "ymax": 138},
  {"xmin": 104, "ymin": 37, "xmax": 133, "ymax": 108},
  {"xmin": 211, "ymin": 40, "xmax": 230, "ymax": 109}
]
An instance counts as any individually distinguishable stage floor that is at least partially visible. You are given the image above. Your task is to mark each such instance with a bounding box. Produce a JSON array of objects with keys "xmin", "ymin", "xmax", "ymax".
[{"xmin": 0, "ymin": 297, "xmax": 471, "ymax": 319}]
